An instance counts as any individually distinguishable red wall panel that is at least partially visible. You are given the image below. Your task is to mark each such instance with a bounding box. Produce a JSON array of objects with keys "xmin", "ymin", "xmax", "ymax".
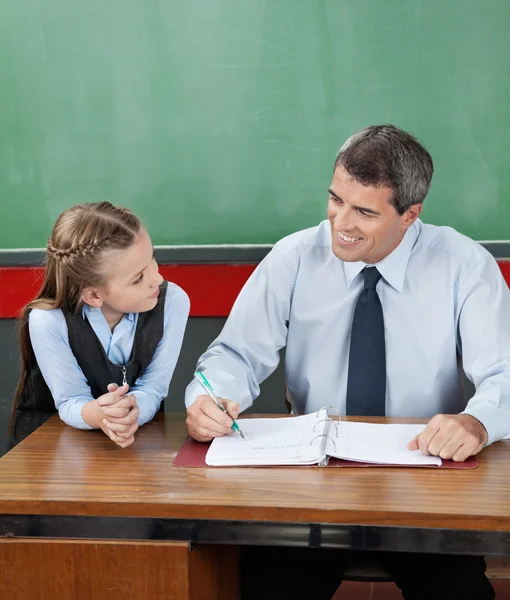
[
  {"xmin": 0, "ymin": 261, "xmax": 508, "ymax": 319},
  {"xmin": 0, "ymin": 265, "xmax": 257, "ymax": 318}
]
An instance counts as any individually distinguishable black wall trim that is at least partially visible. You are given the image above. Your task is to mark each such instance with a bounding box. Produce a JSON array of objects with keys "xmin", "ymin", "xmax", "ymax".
[
  {"xmin": 0, "ymin": 242, "xmax": 509, "ymax": 266},
  {"xmin": 0, "ymin": 246, "xmax": 272, "ymax": 266},
  {"xmin": 483, "ymin": 242, "xmax": 510, "ymax": 259},
  {"xmin": 0, "ymin": 515, "xmax": 509, "ymax": 555}
]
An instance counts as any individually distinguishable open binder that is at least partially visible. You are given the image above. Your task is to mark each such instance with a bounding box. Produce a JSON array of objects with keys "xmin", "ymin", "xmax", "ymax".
[{"xmin": 173, "ymin": 407, "xmax": 478, "ymax": 469}]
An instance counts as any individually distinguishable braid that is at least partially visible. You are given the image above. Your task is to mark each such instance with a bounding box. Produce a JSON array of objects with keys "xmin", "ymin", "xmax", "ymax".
[{"xmin": 47, "ymin": 238, "xmax": 107, "ymax": 261}]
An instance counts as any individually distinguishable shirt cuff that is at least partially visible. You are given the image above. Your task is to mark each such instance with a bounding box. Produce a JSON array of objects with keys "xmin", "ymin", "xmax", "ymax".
[
  {"xmin": 133, "ymin": 391, "xmax": 161, "ymax": 426},
  {"xmin": 58, "ymin": 398, "xmax": 94, "ymax": 430},
  {"xmin": 184, "ymin": 379, "xmax": 252, "ymax": 412},
  {"xmin": 462, "ymin": 404, "xmax": 509, "ymax": 446},
  {"xmin": 185, "ymin": 380, "xmax": 203, "ymax": 408}
]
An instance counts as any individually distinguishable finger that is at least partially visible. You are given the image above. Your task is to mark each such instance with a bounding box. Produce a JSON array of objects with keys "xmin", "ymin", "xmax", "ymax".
[
  {"xmin": 223, "ymin": 401, "xmax": 241, "ymax": 420},
  {"xmin": 120, "ymin": 421, "xmax": 139, "ymax": 439},
  {"xmin": 108, "ymin": 418, "xmax": 138, "ymax": 440},
  {"xmin": 107, "ymin": 394, "xmax": 137, "ymax": 407},
  {"xmin": 104, "ymin": 407, "xmax": 140, "ymax": 425},
  {"xmin": 185, "ymin": 397, "xmax": 235, "ymax": 441},
  {"xmin": 451, "ymin": 443, "xmax": 471, "ymax": 463},
  {"xmin": 428, "ymin": 431, "xmax": 452, "ymax": 457},
  {"xmin": 116, "ymin": 436, "xmax": 135, "ymax": 448},
  {"xmin": 415, "ymin": 434, "xmax": 431, "ymax": 456},
  {"xmin": 189, "ymin": 417, "xmax": 232, "ymax": 438},
  {"xmin": 437, "ymin": 437, "xmax": 462, "ymax": 460},
  {"xmin": 104, "ymin": 420, "xmax": 132, "ymax": 434},
  {"xmin": 199, "ymin": 401, "xmax": 234, "ymax": 430},
  {"xmin": 113, "ymin": 384, "xmax": 130, "ymax": 397},
  {"xmin": 108, "ymin": 427, "xmax": 134, "ymax": 447},
  {"xmin": 186, "ymin": 415, "xmax": 230, "ymax": 441},
  {"xmin": 107, "ymin": 383, "xmax": 119, "ymax": 393},
  {"xmin": 416, "ymin": 422, "xmax": 441, "ymax": 456},
  {"xmin": 114, "ymin": 396, "xmax": 137, "ymax": 408},
  {"xmin": 407, "ymin": 436, "xmax": 419, "ymax": 451},
  {"xmin": 105, "ymin": 419, "xmax": 139, "ymax": 438},
  {"xmin": 102, "ymin": 396, "xmax": 136, "ymax": 414},
  {"xmin": 97, "ymin": 394, "xmax": 116, "ymax": 407},
  {"xmin": 186, "ymin": 425, "xmax": 231, "ymax": 443},
  {"xmin": 97, "ymin": 393, "xmax": 126, "ymax": 407},
  {"xmin": 190, "ymin": 432, "xmax": 213, "ymax": 442},
  {"xmin": 103, "ymin": 406, "xmax": 130, "ymax": 418},
  {"xmin": 103, "ymin": 426, "xmax": 125, "ymax": 444},
  {"xmin": 192, "ymin": 409, "xmax": 233, "ymax": 436},
  {"xmin": 194, "ymin": 395, "xmax": 233, "ymax": 429}
]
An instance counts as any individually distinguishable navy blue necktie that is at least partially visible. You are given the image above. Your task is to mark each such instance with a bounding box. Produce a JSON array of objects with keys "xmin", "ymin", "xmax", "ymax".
[{"xmin": 346, "ymin": 267, "xmax": 386, "ymax": 416}]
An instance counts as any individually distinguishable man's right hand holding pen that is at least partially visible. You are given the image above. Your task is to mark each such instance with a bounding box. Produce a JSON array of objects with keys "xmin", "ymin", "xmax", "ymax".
[{"xmin": 186, "ymin": 395, "xmax": 241, "ymax": 442}]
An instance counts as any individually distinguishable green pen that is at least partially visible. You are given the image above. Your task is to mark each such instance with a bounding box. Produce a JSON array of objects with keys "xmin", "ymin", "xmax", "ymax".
[{"xmin": 194, "ymin": 371, "xmax": 246, "ymax": 441}]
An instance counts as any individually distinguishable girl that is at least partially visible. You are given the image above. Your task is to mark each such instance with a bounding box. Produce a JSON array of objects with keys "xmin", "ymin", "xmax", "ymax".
[{"xmin": 9, "ymin": 202, "xmax": 190, "ymax": 449}]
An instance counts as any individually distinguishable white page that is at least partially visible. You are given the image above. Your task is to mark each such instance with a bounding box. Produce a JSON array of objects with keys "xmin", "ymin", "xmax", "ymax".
[
  {"xmin": 205, "ymin": 414, "xmax": 327, "ymax": 466},
  {"xmin": 326, "ymin": 422, "xmax": 442, "ymax": 466}
]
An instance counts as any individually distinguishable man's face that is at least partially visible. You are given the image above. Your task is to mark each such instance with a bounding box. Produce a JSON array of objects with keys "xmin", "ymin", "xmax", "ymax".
[{"xmin": 327, "ymin": 166, "xmax": 422, "ymax": 264}]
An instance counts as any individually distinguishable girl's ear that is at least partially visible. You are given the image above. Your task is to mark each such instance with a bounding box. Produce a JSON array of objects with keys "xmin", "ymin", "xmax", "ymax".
[{"xmin": 81, "ymin": 287, "xmax": 103, "ymax": 308}]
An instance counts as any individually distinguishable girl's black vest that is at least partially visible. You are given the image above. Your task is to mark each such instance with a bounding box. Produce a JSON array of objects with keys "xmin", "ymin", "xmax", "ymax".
[{"xmin": 8, "ymin": 281, "xmax": 167, "ymax": 450}]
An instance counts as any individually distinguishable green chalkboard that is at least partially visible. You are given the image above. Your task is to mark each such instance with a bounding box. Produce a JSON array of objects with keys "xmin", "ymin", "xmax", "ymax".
[{"xmin": 1, "ymin": 1, "xmax": 509, "ymax": 248}]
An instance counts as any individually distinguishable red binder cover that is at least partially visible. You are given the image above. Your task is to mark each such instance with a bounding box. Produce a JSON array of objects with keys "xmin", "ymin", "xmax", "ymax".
[{"xmin": 172, "ymin": 435, "xmax": 478, "ymax": 469}]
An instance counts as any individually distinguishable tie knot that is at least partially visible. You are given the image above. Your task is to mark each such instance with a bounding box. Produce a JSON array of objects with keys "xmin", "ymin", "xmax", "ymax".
[{"xmin": 363, "ymin": 266, "xmax": 381, "ymax": 290}]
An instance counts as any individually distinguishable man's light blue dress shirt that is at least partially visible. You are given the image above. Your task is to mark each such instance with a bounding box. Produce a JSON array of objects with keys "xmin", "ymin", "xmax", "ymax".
[
  {"xmin": 185, "ymin": 220, "xmax": 510, "ymax": 445},
  {"xmin": 29, "ymin": 282, "xmax": 190, "ymax": 429}
]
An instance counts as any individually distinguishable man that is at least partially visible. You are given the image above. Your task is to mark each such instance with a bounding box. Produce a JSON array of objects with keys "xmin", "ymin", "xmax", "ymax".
[{"xmin": 185, "ymin": 125, "xmax": 509, "ymax": 599}]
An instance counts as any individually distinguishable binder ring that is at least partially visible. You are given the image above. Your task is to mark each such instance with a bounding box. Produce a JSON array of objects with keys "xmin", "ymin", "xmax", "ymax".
[
  {"xmin": 312, "ymin": 419, "xmax": 339, "ymax": 436},
  {"xmin": 316, "ymin": 405, "xmax": 340, "ymax": 420},
  {"xmin": 310, "ymin": 434, "xmax": 337, "ymax": 453}
]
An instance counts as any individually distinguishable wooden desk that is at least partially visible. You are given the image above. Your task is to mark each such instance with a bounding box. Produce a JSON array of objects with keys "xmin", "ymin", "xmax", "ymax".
[{"xmin": 1, "ymin": 413, "xmax": 510, "ymax": 599}]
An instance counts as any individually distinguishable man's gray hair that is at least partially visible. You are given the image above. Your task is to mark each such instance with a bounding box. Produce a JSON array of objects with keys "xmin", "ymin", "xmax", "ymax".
[{"xmin": 334, "ymin": 125, "xmax": 434, "ymax": 214}]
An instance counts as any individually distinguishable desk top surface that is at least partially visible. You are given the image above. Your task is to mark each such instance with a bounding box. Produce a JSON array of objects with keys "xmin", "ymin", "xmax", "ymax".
[{"xmin": 0, "ymin": 414, "xmax": 509, "ymax": 531}]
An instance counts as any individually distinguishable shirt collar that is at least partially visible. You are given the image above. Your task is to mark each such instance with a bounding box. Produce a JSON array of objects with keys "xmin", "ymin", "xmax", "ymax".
[
  {"xmin": 81, "ymin": 304, "xmax": 135, "ymax": 323},
  {"xmin": 343, "ymin": 220, "xmax": 420, "ymax": 293}
]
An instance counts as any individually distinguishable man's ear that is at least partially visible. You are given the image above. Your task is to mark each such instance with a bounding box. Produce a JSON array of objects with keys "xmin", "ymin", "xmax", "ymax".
[
  {"xmin": 81, "ymin": 287, "xmax": 103, "ymax": 309},
  {"xmin": 401, "ymin": 203, "xmax": 423, "ymax": 230}
]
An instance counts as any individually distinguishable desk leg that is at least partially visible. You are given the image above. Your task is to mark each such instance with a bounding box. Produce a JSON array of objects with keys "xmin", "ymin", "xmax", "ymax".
[{"xmin": 0, "ymin": 539, "xmax": 240, "ymax": 600}]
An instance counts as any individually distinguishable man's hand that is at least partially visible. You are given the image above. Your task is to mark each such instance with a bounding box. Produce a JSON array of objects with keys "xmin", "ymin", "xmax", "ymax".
[
  {"xmin": 407, "ymin": 414, "xmax": 488, "ymax": 462},
  {"xmin": 98, "ymin": 383, "xmax": 139, "ymax": 448},
  {"xmin": 186, "ymin": 394, "xmax": 240, "ymax": 442}
]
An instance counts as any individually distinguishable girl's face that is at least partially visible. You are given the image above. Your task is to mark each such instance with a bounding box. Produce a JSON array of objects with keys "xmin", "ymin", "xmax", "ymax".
[{"xmin": 83, "ymin": 229, "xmax": 164, "ymax": 328}]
